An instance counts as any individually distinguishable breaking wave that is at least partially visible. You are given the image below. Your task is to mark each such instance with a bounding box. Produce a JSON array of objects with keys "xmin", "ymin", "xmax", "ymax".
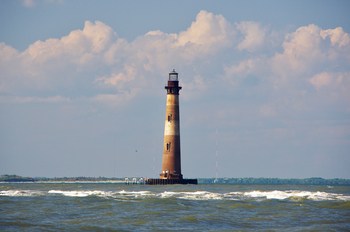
[
  {"xmin": 158, "ymin": 190, "xmax": 350, "ymax": 201},
  {"xmin": 1, "ymin": 189, "xmax": 349, "ymax": 201},
  {"xmin": 48, "ymin": 190, "xmax": 107, "ymax": 197},
  {"xmin": 0, "ymin": 190, "xmax": 45, "ymax": 197}
]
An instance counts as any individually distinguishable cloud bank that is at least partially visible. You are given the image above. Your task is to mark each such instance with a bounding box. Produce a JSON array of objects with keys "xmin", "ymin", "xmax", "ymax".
[
  {"xmin": 1, "ymin": 11, "xmax": 349, "ymax": 107},
  {"xmin": 1, "ymin": 10, "xmax": 349, "ymax": 133}
]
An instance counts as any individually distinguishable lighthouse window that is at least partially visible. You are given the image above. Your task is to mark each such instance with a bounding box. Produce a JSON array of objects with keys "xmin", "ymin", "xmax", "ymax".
[
  {"xmin": 166, "ymin": 142, "xmax": 171, "ymax": 151},
  {"xmin": 168, "ymin": 114, "xmax": 172, "ymax": 122}
]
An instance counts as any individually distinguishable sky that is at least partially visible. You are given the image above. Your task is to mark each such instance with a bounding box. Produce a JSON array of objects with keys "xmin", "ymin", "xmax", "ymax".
[{"xmin": 1, "ymin": 0, "xmax": 350, "ymax": 179}]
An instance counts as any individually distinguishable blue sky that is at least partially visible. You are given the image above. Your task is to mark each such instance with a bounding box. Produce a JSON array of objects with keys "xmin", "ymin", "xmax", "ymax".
[{"xmin": 1, "ymin": 0, "xmax": 350, "ymax": 178}]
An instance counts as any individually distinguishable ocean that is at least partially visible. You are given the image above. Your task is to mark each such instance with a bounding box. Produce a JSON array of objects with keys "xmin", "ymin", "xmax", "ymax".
[{"xmin": 1, "ymin": 182, "xmax": 349, "ymax": 231}]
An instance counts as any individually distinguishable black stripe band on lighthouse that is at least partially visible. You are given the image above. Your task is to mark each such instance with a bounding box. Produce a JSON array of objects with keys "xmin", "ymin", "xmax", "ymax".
[{"xmin": 146, "ymin": 70, "xmax": 197, "ymax": 185}]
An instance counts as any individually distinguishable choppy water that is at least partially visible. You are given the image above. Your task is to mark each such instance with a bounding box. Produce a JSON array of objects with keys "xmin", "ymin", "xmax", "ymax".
[{"xmin": 1, "ymin": 182, "xmax": 349, "ymax": 231}]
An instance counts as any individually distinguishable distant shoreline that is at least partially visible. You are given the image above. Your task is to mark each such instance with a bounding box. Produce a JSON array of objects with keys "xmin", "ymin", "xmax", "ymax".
[{"xmin": 1, "ymin": 175, "xmax": 350, "ymax": 186}]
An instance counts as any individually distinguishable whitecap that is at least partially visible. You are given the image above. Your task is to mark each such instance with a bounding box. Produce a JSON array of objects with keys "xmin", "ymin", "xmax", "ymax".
[
  {"xmin": 0, "ymin": 190, "xmax": 44, "ymax": 197},
  {"xmin": 158, "ymin": 191, "xmax": 223, "ymax": 200},
  {"xmin": 158, "ymin": 191, "xmax": 179, "ymax": 198},
  {"xmin": 244, "ymin": 190, "xmax": 291, "ymax": 200},
  {"xmin": 178, "ymin": 191, "xmax": 223, "ymax": 200},
  {"xmin": 48, "ymin": 190, "xmax": 107, "ymax": 197},
  {"xmin": 119, "ymin": 190, "xmax": 153, "ymax": 195},
  {"xmin": 117, "ymin": 190, "xmax": 155, "ymax": 198},
  {"xmin": 236, "ymin": 190, "xmax": 350, "ymax": 201}
]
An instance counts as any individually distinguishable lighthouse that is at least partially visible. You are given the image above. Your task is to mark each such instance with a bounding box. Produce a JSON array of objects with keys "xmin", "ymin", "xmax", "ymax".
[
  {"xmin": 146, "ymin": 70, "xmax": 197, "ymax": 185},
  {"xmin": 160, "ymin": 69, "xmax": 182, "ymax": 180}
]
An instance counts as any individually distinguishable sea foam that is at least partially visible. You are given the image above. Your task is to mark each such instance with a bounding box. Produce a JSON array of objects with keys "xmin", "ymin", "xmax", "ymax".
[
  {"xmin": 0, "ymin": 190, "xmax": 44, "ymax": 197},
  {"xmin": 48, "ymin": 190, "xmax": 108, "ymax": 197},
  {"xmin": 1, "ymin": 189, "xmax": 349, "ymax": 201},
  {"xmin": 239, "ymin": 190, "xmax": 350, "ymax": 201}
]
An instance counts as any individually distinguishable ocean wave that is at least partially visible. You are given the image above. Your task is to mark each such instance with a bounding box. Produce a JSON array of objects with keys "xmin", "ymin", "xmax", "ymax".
[
  {"xmin": 0, "ymin": 190, "xmax": 45, "ymax": 197},
  {"xmin": 46, "ymin": 190, "xmax": 350, "ymax": 201},
  {"xmin": 46, "ymin": 190, "xmax": 156, "ymax": 199},
  {"xmin": 1, "ymin": 189, "xmax": 349, "ymax": 201},
  {"xmin": 239, "ymin": 190, "xmax": 350, "ymax": 201},
  {"xmin": 159, "ymin": 191, "xmax": 224, "ymax": 200},
  {"xmin": 48, "ymin": 190, "xmax": 108, "ymax": 197}
]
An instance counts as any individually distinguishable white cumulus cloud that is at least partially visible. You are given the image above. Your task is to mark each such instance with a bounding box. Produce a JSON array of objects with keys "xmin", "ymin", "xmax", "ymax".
[
  {"xmin": 321, "ymin": 27, "xmax": 350, "ymax": 48},
  {"xmin": 222, "ymin": 23, "xmax": 350, "ymax": 119},
  {"xmin": 309, "ymin": 71, "xmax": 350, "ymax": 101},
  {"xmin": 236, "ymin": 21, "xmax": 266, "ymax": 52},
  {"xmin": 177, "ymin": 10, "xmax": 234, "ymax": 56},
  {"xmin": 24, "ymin": 20, "xmax": 115, "ymax": 65},
  {"xmin": 309, "ymin": 72, "xmax": 333, "ymax": 90},
  {"xmin": 271, "ymin": 24, "xmax": 326, "ymax": 78}
]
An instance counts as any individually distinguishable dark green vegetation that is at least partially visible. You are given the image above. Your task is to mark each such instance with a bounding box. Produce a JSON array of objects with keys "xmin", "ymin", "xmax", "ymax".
[
  {"xmin": 0, "ymin": 175, "xmax": 34, "ymax": 182},
  {"xmin": 1, "ymin": 175, "xmax": 350, "ymax": 185}
]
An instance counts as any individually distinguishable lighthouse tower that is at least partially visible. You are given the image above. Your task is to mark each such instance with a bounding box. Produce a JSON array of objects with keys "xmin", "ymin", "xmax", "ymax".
[
  {"xmin": 160, "ymin": 69, "xmax": 183, "ymax": 180},
  {"xmin": 145, "ymin": 70, "xmax": 197, "ymax": 185}
]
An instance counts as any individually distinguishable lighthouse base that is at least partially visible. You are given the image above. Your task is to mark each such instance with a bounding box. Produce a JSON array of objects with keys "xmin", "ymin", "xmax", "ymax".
[{"xmin": 145, "ymin": 178, "xmax": 198, "ymax": 185}]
